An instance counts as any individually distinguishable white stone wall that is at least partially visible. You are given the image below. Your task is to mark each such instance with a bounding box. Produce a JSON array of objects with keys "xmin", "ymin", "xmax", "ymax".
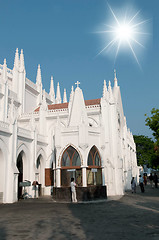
[{"xmin": 0, "ymin": 49, "xmax": 138, "ymax": 203}]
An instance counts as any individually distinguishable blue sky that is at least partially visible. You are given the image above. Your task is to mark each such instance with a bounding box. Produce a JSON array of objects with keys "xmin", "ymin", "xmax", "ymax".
[{"xmin": 0, "ymin": 0, "xmax": 158, "ymax": 138}]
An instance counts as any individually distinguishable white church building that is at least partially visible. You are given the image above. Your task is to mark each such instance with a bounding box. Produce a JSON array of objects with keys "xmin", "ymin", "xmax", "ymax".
[{"xmin": 0, "ymin": 49, "xmax": 138, "ymax": 203}]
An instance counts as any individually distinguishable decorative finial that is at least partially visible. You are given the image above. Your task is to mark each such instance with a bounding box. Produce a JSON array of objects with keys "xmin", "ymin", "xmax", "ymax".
[
  {"xmin": 75, "ymin": 81, "xmax": 80, "ymax": 88},
  {"xmin": 114, "ymin": 69, "xmax": 118, "ymax": 87},
  {"xmin": 114, "ymin": 69, "xmax": 116, "ymax": 79}
]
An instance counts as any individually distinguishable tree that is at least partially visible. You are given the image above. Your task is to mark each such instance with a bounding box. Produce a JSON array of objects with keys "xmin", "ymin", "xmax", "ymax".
[
  {"xmin": 133, "ymin": 135, "xmax": 155, "ymax": 167},
  {"xmin": 145, "ymin": 108, "xmax": 159, "ymax": 157}
]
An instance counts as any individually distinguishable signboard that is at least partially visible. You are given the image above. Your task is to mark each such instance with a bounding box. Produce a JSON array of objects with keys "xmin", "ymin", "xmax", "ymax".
[
  {"xmin": 19, "ymin": 181, "xmax": 31, "ymax": 187},
  {"xmin": 67, "ymin": 169, "xmax": 76, "ymax": 172},
  {"xmin": 91, "ymin": 168, "xmax": 97, "ymax": 173}
]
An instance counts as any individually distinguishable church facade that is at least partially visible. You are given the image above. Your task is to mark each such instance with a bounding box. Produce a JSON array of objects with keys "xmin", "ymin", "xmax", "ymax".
[{"xmin": 0, "ymin": 49, "xmax": 138, "ymax": 203}]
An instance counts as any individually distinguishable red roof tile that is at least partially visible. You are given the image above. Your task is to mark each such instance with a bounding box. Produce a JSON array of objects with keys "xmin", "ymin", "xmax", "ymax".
[
  {"xmin": 85, "ymin": 99, "xmax": 101, "ymax": 106},
  {"xmin": 48, "ymin": 102, "xmax": 69, "ymax": 110},
  {"xmin": 35, "ymin": 106, "xmax": 40, "ymax": 112},
  {"xmin": 34, "ymin": 98, "xmax": 100, "ymax": 112}
]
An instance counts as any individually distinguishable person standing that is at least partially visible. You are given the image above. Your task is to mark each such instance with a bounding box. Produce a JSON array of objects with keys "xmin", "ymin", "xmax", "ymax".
[
  {"xmin": 131, "ymin": 177, "xmax": 136, "ymax": 193},
  {"xmin": 154, "ymin": 173, "xmax": 158, "ymax": 188},
  {"xmin": 70, "ymin": 178, "xmax": 77, "ymax": 202},
  {"xmin": 149, "ymin": 173, "xmax": 154, "ymax": 188},
  {"xmin": 143, "ymin": 174, "xmax": 147, "ymax": 186},
  {"xmin": 139, "ymin": 175, "xmax": 145, "ymax": 193}
]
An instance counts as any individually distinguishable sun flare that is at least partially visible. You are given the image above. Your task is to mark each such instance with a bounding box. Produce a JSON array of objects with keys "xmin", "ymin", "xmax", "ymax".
[{"xmin": 96, "ymin": 4, "xmax": 150, "ymax": 67}]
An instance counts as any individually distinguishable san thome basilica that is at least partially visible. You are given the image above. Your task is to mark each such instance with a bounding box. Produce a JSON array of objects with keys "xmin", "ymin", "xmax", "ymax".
[{"xmin": 0, "ymin": 48, "xmax": 138, "ymax": 203}]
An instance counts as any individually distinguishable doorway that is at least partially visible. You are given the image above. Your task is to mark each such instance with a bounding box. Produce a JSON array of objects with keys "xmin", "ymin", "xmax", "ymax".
[{"xmin": 17, "ymin": 152, "xmax": 23, "ymax": 199}]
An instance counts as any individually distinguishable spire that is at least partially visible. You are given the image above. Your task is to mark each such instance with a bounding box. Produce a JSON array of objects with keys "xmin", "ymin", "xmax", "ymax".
[
  {"xmin": 14, "ymin": 48, "xmax": 19, "ymax": 69},
  {"xmin": 114, "ymin": 69, "xmax": 118, "ymax": 87},
  {"xmin": 49, "ymin": 76, "xmax": 55, "ymax": 103},
  {"xmin": 103, "ymin": 80, "xmax": 108, "ymax": 99},
  {"xmin": 68, "ymin": 84, "xmax": 88, "ymax": 127},
  {"xmin": 36, "ymin": 65, "xmax": 42, "ymax": 105},
  {"xmin": 108, "ymin": 80, "xmax": 114, "ymax": 103},
  {"xmin": 69, "ymin": 86, "xmax": 74, "ymax": 103},
  {"xmin": 2, "ymin": 59, "xmax": 7, "ymax": 83},
  {"xmin": 56, "ymin": 82, "xmax": 61, "ymax": 104},
  {"xmin": 36, "ymin": 64, "xmax": 42, "ymax": 85},
  {"xmin": 42, "ymin": 89, "xmax": 47, "ymax": 110},
  {"xmin": 63, "ymin": 88, "xmax": 67, "ymax": 103},
  {"xmin": 19, "ymin": 49, "xmax": 25, "ymax": 72}
]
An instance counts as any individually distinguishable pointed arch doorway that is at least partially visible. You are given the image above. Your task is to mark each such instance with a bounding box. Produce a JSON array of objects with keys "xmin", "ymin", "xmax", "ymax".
[
  {"xmin": 61, "ymin": 146, "xmax": 82, "ymax": 187},
  {"xmin": 36, "ymin": 154, "xmax": 44, "ymax": 196},
  {"xmin": 87, "ymin": 146, "xmax": 102, "ymax": 186},
  {"xmin": 17, "ymin": 151, "xmax": 23, "ymax": 199}
]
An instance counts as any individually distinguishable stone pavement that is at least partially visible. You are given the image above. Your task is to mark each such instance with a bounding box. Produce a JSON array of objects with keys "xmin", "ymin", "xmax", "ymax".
[{"xmin": 0, "ymin": 184, "xmax": 159, "ymax": 240}]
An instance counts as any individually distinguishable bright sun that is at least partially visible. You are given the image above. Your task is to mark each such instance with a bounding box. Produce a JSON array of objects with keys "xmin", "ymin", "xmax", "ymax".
[
  {"xmin": 116, "ymin": 24, "xmax": 132, "ymax": 41},
  {"xmin": 96, "ymin": 4, "xmax": 150, "ymax": 67}
]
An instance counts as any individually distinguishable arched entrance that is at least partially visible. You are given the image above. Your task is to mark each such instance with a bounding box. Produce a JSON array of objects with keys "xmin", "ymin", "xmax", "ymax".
[
  {"xmin": 17, "ymin": 151, "xmax": 23, "ymax": 199},
  {"xmin": 37, "ymin": 154, "xmax": 43, "ymax": 184},
  {"xmin": 36, "ymin": 154, "xmax": 44, "ymax": 196},
  {"xmin": 87, "ymin": 146, "xmax": 102, "ymax": 186},
  {"xmin": 61, "ymin": 146, "xmax": 82, "ymax": 186},
  {"xmin": 0, "ymin": 149, "xmax": 5, "ymax": 203}
]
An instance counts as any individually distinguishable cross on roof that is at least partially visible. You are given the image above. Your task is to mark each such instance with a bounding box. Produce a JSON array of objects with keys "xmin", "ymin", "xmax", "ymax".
[
  {"xmin": 75, "ymin": 81, "xmax": 80, "ymax": 88},
  {"xmin": 114, "ymin": 69, "xmax": 117, "ymax": 79}
]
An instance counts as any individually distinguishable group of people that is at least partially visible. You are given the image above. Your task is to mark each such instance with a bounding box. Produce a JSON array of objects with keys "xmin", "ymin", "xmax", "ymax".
[
  {"xmin": 71, "ymin": 173, "xmax": 158, "ymax": 202},
  {"xmin": 131, "ymin": 173, "xmax": 158, "ymax": 193},
  {"xmin": 149, "ymin": 173, "xmax": 158, "ymax": 188}
]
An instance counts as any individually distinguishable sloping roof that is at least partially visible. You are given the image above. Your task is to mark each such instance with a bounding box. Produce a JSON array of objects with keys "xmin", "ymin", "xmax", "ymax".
[
  {"xmin": 48, "ymin": 102, "xmax": 69, "ymax": 110},
  {"xmin": 85, "ymin": 99, "xmax": 101, "ymax": 106},
  {"xmin": 34, "ymin": 98, "xmax": 100, "ymax": 112},
  {"xmin": 35, "ymin": 106, "xmax": 40, "ymax": 112}
]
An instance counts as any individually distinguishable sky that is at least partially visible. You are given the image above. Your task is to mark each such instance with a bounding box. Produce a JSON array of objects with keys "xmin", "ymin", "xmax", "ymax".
[{"xmin": 0, "ymin": 0, "xmax": 158, "ymax": 138}]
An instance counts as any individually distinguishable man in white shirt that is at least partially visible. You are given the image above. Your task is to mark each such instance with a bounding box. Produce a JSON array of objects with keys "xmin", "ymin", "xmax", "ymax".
[{"xmin": 70, "ymin": 178, "xmax": 77, "ymax": 202}]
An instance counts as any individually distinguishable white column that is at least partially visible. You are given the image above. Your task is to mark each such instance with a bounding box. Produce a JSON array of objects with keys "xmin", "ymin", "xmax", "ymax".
[
  {"xmin": 82, "ymin": 167, "xmax": 87, "ymax": 187},
  {"xmin": 12, "ymin": 120, "xmax": 18, "ymax": 202},
  {"xmin": 102, "ymin": 167, "xmax": 105, "ymax": 186},
  {"xmin": 13, "ymin": 174, "xmax": 18, "ymax": 202},
  {"xmin": 56, "ymin": 168, "xmax": 61, "ymax": 187}
]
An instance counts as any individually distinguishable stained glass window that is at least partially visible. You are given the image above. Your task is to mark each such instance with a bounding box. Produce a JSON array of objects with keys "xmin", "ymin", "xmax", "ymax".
[
  {"xmin": 61, "ymin": 146, "xmax": 82, "ymax": 187},
  {"xmin": 87, "ymin": 146, "xmax": 102, "ymax": 186},
  {"xmin": 87, "ymin": 146, "xmax": 101, "ymax": 167}
]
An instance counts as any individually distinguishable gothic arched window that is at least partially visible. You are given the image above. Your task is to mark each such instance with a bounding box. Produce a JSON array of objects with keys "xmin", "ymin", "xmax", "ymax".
[
  {"xmin": 61, "ymin": 146, "xmax": 82, "ymax": 187},
  {"xmin": 87, "ymin": 146, "xmax": 102, "ymax": 186}
]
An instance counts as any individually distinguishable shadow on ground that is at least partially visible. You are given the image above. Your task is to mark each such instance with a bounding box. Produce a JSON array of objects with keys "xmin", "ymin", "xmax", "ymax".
[{"xmin": 0, "ymin": 185, "xmax": 159, "ymax": 240}]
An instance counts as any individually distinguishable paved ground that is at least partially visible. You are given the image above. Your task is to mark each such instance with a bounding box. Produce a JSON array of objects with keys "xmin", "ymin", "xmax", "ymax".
[{"xmin": 0, "ymin": 184, "xmax": 159, "ymax": 240}]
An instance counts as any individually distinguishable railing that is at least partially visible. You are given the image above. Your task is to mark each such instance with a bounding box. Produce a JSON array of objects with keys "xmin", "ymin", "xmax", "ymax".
[
  {"xmin": 19, "ymin": 111, "xmax": 39, "ymax": 119},
  {"xmin": 37, "ymin": 134, "xmax": 48, "ymax": 144},
  {"xmin": 86, "ymin": 105, "xmax": 100, "ymax": 109},
  {"xmin": 18, "ymin": 127, "xmax": 32, "ymax": 139},
  {"xmin": 48, "ymin": 108, "xmax": 68, "ymax": 114},
  {"xmin": 0, "ymin": 65, "xmax": 13, "ymax": 75},
  {"xmin": 0, "ymin": 121, "xmax": 10, "ymax": 129}
]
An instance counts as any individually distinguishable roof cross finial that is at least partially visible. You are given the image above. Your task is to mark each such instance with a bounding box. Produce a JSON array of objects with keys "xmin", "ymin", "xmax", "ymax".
[
  {"xmin": 114, "ymin": 69, "xmax": 118, "ymax": 87},
  {"xmin": 114, "ymin": 69, "xmax": 116, "ymax": 79},
  {"xmin": 75, "ymin": 81, "xmax": 80, "ymax": 88}
]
